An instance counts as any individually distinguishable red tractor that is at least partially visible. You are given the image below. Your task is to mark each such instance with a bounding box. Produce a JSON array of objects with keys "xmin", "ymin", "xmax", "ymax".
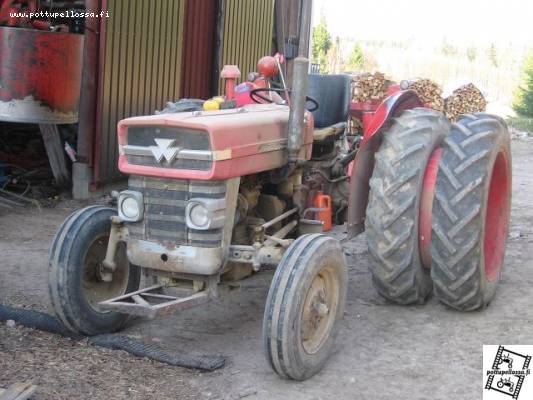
[{"xmin": 47, "ymin": 5, "xmax": 512, "ymax": 381}]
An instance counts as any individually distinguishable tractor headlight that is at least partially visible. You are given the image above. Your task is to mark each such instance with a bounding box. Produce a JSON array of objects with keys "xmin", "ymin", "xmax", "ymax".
[
  {"xmin": 189, "ymin": 204, "xmax": 210, "ymax": 227},
  {"xmin": 118, "ymin": 191, "xmax": 144, "ymax": 222},
  {"xmin": 185, "ymin": 198, "xmax": 225, "ymax": 230}
]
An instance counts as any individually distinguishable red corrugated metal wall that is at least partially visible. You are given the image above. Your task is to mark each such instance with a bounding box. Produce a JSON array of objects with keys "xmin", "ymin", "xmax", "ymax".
[
  {"xmin": 180, "ymin": 0, "xmax": 217, "ymax": 99},
  {"xmin": 92, "ymin": 0, "xmax": 276, "ymax": 185}
]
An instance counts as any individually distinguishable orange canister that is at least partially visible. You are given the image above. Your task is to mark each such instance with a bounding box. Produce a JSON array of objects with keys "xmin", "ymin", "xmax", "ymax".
[{"xmin": 314, "ymin": 191, "xmax": 332, "ymax": 231}]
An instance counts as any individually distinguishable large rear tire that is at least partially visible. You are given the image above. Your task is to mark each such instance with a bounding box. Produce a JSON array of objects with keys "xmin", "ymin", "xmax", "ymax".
[
  {"xmin": 48, "ymin": 206, "xmax": 141, "ymax": 335},
  {"xmin": 262, "ymin": 234, "xmax": 348, "ymax": 380},
  {"xmin": 430, "ymin": 114, "xmax": 511, "ymax": 310},
  {"xmin": 366, "ymin": 108, "xmax": 449, "ymax": 304}
]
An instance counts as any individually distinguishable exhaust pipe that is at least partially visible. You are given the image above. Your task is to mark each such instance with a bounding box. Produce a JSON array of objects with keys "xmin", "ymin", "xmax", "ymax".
[{"xmin": 287, "ymin": 0, "xmax": 313, "ymax": 163}]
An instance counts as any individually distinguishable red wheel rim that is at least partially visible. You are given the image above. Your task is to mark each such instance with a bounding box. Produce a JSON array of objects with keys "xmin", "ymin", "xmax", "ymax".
[
  {"xmin": 419, "ymin": 148, "xmax": 443, "ymax": 269},
  {"xmin": 484, "ymin": 150, "xmax": 511, "ymax": 282}
]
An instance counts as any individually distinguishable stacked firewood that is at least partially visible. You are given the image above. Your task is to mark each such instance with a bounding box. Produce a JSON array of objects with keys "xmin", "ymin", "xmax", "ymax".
[
  {"xmin": 405, "ymin": 79, "xmax": 445, "ymax": 112},
  {"xmin": 444, "ymin": 83, "xmax": 487, "ymax": 121},
  {"xmin": 351, "ymin": 72, "xmax": 386, "ymax": 102}
]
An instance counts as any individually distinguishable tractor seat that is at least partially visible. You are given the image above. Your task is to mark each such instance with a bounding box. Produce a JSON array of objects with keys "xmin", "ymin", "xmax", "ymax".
[{"xmin": 307, "ymin": 74, "xmax": 351, "ymax": 141}]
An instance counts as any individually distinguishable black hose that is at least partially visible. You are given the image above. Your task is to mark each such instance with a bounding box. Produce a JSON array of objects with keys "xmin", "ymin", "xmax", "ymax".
[
  {"xmin": 340, "ymin": 149, "xmax": 357, "ymax": 167},
  {"xmin": 0, "ymin": 304, "xmax": 225, "ymax": 372},
  {"xmin": 0, "ymin": 304, "xmax": 79, "ymax": 338},
  {"xmin": 90, "ymin": 335, "xmax": 225, "ymax": 371}
]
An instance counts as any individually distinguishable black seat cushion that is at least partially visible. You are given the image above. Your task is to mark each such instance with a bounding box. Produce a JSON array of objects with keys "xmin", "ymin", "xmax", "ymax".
[{"xmin": 307, "ymin": 74, "xmax": 351, "ymax": 128}]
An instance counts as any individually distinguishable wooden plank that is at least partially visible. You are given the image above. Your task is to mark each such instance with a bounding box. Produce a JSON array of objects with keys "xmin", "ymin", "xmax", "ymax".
[
  {"xmin": 39, "ymin": 124, "xmax": 70, "ymax": 187},
  {"xmin": 0, "ymin": 382, "xmax": 37, "ymax": 400}
]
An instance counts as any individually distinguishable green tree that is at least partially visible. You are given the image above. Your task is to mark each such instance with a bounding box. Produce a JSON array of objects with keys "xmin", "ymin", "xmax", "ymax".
[
  {"xmin": 466, "ymin": 46, "xmax": 477, "ymax": 62},
  {"xmin": 514, "ymin": 52, "xmax": 533, "ymax": 117},
  {"xmin": 344, "ymin": 43, "xmax": 365, "ymax": 72},
  {"xmin": 441, "ymin": 39, "xmax": 458, "ymax": 57},
  {"xmin": 311, "ymin": 16, "xmax": 331, "ymax": 74},
  {"xmin": 488, "ymin": 43, "xmax": 499, "ymax": 67}
]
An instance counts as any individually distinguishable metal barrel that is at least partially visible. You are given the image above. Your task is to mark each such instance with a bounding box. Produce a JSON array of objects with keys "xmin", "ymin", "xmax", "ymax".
[{"xmin": 0, "ymin": 27, "xmax": 84, "ymax": 124}]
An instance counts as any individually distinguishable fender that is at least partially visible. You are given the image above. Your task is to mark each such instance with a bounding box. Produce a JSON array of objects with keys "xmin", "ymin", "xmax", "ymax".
[{"xmin": 346, "ymin": 90, "xmax": 424, "ymax": 238}]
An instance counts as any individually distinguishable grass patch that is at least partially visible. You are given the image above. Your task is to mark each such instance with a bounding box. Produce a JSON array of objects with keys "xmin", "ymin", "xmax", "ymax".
[{"xmin": 507, "ymin": 116, "xmax": 533, "ymax": 133}]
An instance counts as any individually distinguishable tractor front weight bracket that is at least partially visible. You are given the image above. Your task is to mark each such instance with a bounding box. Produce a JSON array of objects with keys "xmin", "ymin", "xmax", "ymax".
[{"xmin": 101, "ymin": 216, "xmax": 128, "ymax": 282}]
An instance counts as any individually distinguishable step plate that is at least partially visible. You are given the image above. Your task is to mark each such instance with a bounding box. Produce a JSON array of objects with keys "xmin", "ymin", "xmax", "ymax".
[{"xmin": 98, "ymin": 285, "xmax": 210, "ymax": 319}]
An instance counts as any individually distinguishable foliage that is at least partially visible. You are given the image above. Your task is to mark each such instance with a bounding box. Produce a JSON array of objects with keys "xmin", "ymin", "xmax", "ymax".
[
  {"xmin": 311, "ymin": 16, "xmax": 331, "ymax": 74},
  {"xmin": 507, "ymin": 116, "xmax": 533, "ymax": 133},
  {"xmin": 487, "ymin": 43, "xmax": 499, "ymax": 67},
  {"xmin": 440, "ymin": 39, "xmax": 458, "ymax": 56},
  {"xmin": 513, "ymin": 52, "xmax": 533, "ymax": 117},
  {"xmin": 466, "ymin": 47, "xmax": 477, "ymax": 63},
  {"xmin": 344, "ymin": 43, "xmax": 365, "ymax": 72}
]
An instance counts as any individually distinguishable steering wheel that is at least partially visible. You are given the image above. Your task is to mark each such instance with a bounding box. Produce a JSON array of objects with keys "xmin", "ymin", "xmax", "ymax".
[{"xmin": 250, "ymin": 87, "xmax": 319, "ymax": 112}]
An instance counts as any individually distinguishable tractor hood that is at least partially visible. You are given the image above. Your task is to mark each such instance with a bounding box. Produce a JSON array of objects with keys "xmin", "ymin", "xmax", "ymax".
[{"xmin": 117, "ymin": 103, "xmax": 314, "ymax": 180}]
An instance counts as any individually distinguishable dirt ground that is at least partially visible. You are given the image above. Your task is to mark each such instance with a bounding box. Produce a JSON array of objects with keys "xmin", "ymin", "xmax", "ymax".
[{"xmin": 1, "ymin": 138, "xmax": 532, "ymax": 400}]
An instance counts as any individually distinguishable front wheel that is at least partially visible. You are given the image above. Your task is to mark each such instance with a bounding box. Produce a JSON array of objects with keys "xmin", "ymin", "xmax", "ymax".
[
  {"xmin": 48, "ymin": 206, "xmax": 141, "ymax": 335},
  {"xmin": 262, "ymin": 234, "xmax": 348, "ymax": 380}
]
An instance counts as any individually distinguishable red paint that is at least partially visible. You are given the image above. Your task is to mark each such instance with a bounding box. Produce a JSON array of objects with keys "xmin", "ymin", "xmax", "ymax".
[
  {"xmin": 257, "ymin": 56, "xmax": 278, "ymax": 78},
  {"xmin": 0, "ymin": 27, "xmax": 83, "ymax": 113},
  {"xmin": 180, "ymin": 0, "xmax": 216, "ymax": 99},
  {"xmin": 0, "ymin": 0, "xmax": 37, "ymax": 27},
  {"xmin": 347, "ymin": 160, "xmax": 354, "ymax": 177},
  {"xmin": 484, "ymin": 149, "xmax": 511, "ymax": 282},
  {"xmin": 117, "ymin": 104, "xmax": 314, "ymax": 181},
  {"xmin": 419, "ymin": 148, "xmax": 443, "ymax": 269},
  {"xmin": 347, "ymin": 90, "xmax": 424, "ymax": 237},
  {"xmin": 314, "ymin": 192, "xmax": 332, "ymax": 231},
  {"xmin": 234, "ymin": 82, "xmax": 256, "ymax": 106},
  {"xmin": 30, "ymin": 20, "xmax": 51, "ymax": 30},
  {"xmin": 221, "ymin": 65, "xmax": 241, "ymax": 100}
]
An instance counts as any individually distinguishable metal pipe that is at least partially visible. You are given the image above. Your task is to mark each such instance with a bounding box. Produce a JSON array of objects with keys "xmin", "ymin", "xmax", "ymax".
[
  {"xmin": 265, "ymin": 220, "xmax": 298, "ymax": 248},
  {"xmin": 270, "ymin": 220, "xmax": 298, "ymax": 239},
  {"xmin": 287, "ymin": 0, "xmax": 313, "ymax": 162},
  {"xmin": 261, "ymin": 207, "xmax": 299, "ymax": 229},
  {"xmin": 297, "ymin": 0, "xmax": 313, "ymax": 58},
  {"xmin": 102, "ymin": 216, "xmax": 123, "ymax": 281}
]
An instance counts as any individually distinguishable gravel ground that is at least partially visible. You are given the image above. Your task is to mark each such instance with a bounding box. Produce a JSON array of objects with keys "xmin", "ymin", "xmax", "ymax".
[
  {"xmin": 1, "ymin": 139, "xmax": 532, "ymax": 399},
  {"xmin": 0, "ymin": 325, "xmax": 201, "ymax": 400}
]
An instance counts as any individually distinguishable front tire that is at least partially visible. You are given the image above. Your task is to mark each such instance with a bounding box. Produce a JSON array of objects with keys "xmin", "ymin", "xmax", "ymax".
[
  {"xmin": 262, "ymin": 234, "xmax": 348, "ymax": 380},
  {"xmin": 365, "ymin": 108, "xmax": 449, "ymax": 304},
  {"xmin": 430, "ymin": 114, "xmax": 511, "ymax": 310},
  {"xmin": 48, "ymin": 206, "xmax": 141, "ymax": 335}
]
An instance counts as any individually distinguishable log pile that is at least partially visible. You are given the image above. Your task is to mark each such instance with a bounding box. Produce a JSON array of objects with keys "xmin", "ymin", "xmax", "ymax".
[
  {"xmin": 350, "ymin": 73, "xmax": 487, "ymax": 122},
  {"xmin": 406, "ymin": 79, "xmax": 445, "ymax": 112},
  {"xmin": 444, "ymin": 83, "xmax": 487, "ymax": 121},
  {"xmin": 351, "ymin": 72, "xmax": 386, "ymax": 102}
]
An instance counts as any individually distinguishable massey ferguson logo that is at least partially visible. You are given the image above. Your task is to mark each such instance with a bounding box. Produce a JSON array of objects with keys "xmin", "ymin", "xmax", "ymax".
[{"xmin": 150, "ymin": 139, "xmax": 181, "ymax": 164}]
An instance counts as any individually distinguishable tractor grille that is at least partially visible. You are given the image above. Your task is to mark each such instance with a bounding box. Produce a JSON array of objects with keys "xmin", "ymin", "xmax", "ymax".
[
  {"xmin": 126, "ymin": 176, "xmax": 226, "ymax": 247},
  {"xmin": 124, "ymin": 126, "xmax": 212, "ymax": 171}
]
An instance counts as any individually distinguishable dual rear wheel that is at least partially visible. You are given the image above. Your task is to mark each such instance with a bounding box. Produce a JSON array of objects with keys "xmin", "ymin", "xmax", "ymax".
[{"xmin": 366, "ymin": 110, "xmax": 511, "ymax": 310}]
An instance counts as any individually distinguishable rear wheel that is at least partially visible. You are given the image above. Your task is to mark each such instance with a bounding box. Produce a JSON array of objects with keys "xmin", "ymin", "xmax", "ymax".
[
  {"xmin": 48, "ymin": 206, "xmax": 141, "ymax": 335},
  {"xmin": 263, "ymin": 234, "xmax": 348, "ymax": 380},
  {"xmin": 365, "ymin": 108, "xmax": 449, "ymax": 304},
  {"xmin": 430, "ymin": 114, "xmax": 511, "ymax": 310}
]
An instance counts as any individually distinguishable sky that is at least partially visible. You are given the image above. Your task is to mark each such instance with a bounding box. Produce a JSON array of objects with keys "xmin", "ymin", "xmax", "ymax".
[{"xmin": 311, "ymin": 0, "xmax": 533, "ymax": 46}]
